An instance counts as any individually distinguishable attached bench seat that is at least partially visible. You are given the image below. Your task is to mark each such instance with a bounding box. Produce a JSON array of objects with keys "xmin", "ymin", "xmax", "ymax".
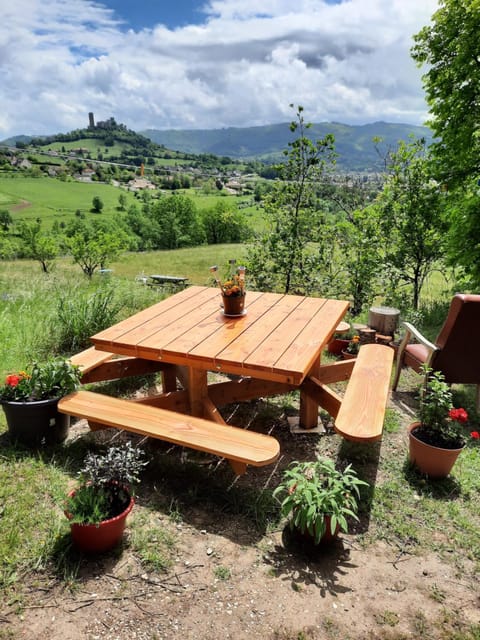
[
  {"xmin": 69, "ymin": 346, "xmax": 169, "ymax": 384},
  {"xmin": 58, "ymin": 390, "xmax": 280, "ymax": 475},
  {"xmin": 334, "ymin": 343, "xmax": 394, "ymax": 442}
]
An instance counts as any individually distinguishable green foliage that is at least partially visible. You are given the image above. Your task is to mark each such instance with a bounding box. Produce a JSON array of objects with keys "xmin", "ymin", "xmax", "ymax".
[
  {"xmin": 273, "ymin": 456, "xmax": 368, "ymax": 543},
  {"xmin": 417, "ymin": 367, "xmax": 469, "ymax": 448},
  {"xmin": 64, "ymin": 219, "xmax": 130, "ymax": 277},
  {"xmin": 66, "ymin": 442, "xmax": 148, "ymax": 525},
  {"xmin": 91, "ymin": 195, "xmax": 104, "ymax": 213},
  {"xmin": 0, "ymin": 209, "xmax": 12, "ymax": 231},
  {"xmin": 55, "ymin": 283, "xmax": 123, "ymax": 352},
  {"xmin": 376, "ymin": 138, "xmax": 447, "ymax": 309},
  {"xmin": 337, "ymin": 204, "xmax": 383, "ymax": 315},
  {"xmin": 247, "ymin": 105, "xmax": 336, "ymax": 294},
  {"xmin": 445, "ymin": 185, "xmax": 480, "ymax": 289},
  {"xmin": 200, "ymin": 200, "xmax": 251, "ymax": 244},
  {"xmin": 150, "ymin": 194, "xmax": 205, "ymax": 249},
  {"xmin": 17, "ymin": 220, "xmax": 59, "ymax": 273},
  {"xmin": 412, "ymin": 0, "xmax": 480, "ymax": 187},
  {"xmin": 0, "ymin": 358, "xmax": 81, "ymax": 401}
]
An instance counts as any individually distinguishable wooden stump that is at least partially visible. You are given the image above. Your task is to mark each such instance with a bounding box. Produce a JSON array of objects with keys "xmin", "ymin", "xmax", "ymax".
[
  {"xmin": 368, "ymin": 306, "xmax": 400, "ymax": 337},
  {"xmin": 359, "ymin": 328, "xmax": 376, "ymax": 345}
]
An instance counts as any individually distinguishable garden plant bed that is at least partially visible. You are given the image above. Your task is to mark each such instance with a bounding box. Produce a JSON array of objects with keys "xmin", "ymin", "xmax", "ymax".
[{"xmin": 1, "ymin": 372, "xmax": 479, "ymax": 640}]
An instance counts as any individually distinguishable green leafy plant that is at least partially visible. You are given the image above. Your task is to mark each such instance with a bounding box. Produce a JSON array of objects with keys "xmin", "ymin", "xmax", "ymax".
[
  {"xmin": 345, "ymin": 334, "xmax": 361, "ymax": 355},
  {"xmin": 273, "ymin": 456, "xmax": 368, "ymax": 544},
  {"xmin": 66, "ymin": 442, "xmax": 148, "ymax": 525},
  {"xmin": 416, "ymin": 366, "xmax": 469, "ymax": 449},
  {"xmin": 0, "ymin": 358, "xmax": 81, "ymax": 402}
]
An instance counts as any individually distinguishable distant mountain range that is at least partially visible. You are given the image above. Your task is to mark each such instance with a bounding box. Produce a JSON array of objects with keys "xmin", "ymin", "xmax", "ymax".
[
  {"xmin": 141, "ymin": 121, "xmax": 432, "ymax": 171},
  {"xmin": 2, "ymin": 121, "xmax": 432, "ymax": 173}
]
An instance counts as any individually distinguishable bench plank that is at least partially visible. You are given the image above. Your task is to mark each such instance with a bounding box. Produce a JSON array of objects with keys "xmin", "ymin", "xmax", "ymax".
[
  {"xmin": 58, "ymin": 390, "xmax": 280, "ymax": 474},
  {"xmin": 334, "ymin": 344, "xmax": 394, "ymax": 442},
  {"xmin": 69, "ymin": 347, "xmax": 170, "ymax": 384},
  {"xmin": 70, "ymin": 346, "xmax": 115, "ymax": 375}
]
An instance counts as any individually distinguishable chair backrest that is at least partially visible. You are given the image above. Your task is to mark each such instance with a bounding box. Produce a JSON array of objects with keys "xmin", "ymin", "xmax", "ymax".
[{"xmin": 431, "ymin": 293, "xmax": 480, "ymax": 383}]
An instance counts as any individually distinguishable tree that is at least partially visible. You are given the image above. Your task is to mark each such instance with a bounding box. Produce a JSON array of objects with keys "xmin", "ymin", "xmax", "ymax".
[
  {"xmin": 118, "ymin": 193, "xmax": 128, "ymax": 211},
  {"xmin": 0, "ymin": 209, "xmax": 12, "ymax": 232},
  {"xmin": 18, "ymin": 220, "xmax": 59, "ymax": 273},
  {"xmin": 151, "ymin": 194, "xmax": 204, "ymax": 249},
  {"xmin": 376, "ymin": 138, "xmax": 447, "ymax": 309},
  {"xmin": 247, "ymin": 105, "xmax": 336, "ymax": 294},
  {"xmin": 91, "ymin": 196, "xmax": 104, "ymax": 213},
  {"xmin": 337, "ymin": 205, "xmax": 384, "ymax": 316},
  {"xmin": 200, "ymin": 201, "xmax": 250, "ymax": 244},
  {"xmin": 444, "ymin": 184, "xmax": 480, "ymax": 289},
  {"xmin": 411, "ymin": 0, "xmax": 480, "ymax": 187},
  {"xmin": 65, "ymin": 221, "xmax": 128, "ymax": 277}
]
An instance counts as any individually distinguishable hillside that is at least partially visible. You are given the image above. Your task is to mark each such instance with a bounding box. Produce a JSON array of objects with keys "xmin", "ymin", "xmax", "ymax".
[{"xmin": 141, "ymin": 121, "xmax": 433, "ymax": 171}]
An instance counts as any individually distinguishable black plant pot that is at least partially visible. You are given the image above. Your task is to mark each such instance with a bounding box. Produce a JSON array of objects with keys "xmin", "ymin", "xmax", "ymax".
[{"xmin": 1, "ymin": 398, "xmax": 70, "ymax": 447}]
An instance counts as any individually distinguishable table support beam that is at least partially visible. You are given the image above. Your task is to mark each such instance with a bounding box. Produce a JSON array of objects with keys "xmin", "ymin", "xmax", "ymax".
[{"xmin": 303, "ymin": 376, "xmax": 343, "ymax": 419}]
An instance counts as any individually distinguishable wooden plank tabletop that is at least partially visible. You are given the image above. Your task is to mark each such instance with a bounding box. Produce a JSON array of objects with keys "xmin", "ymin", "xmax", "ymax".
[{"xmin": 91, "ymin": 286, "xmax": 349, "ymax": 385}]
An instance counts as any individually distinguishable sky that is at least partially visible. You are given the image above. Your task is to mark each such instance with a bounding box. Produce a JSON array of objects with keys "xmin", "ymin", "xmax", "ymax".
[{"xmin": 0, "ymin": 0, "xmax": 439, "ymax": 139}]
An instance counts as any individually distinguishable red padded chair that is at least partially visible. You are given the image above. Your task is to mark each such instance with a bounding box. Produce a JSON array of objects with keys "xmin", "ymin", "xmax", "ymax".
[{"xmin": 392, "ymin": 294, "xmax": 480, "ymax": 410}]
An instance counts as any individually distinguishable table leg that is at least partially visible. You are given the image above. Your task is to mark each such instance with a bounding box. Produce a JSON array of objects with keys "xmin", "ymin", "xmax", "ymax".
[
  {"xmin": 299, "ymin": 357, "xmax": 321, "ymax": 429},
  {"xmin": 183, "ymin": 367, "xmax": 209, "ymax": 418}
]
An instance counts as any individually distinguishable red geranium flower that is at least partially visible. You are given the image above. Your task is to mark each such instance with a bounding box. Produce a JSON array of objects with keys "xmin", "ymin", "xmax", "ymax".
[
  {"xmin": 471, "ymin": 431, "xmax": 480, "ymax": 439},
  {"xmin": 448, "ymin": 408, "xmax": 468, "ymax": 423},
  {"xmin": 5, "ymin": 374, "xmax": 21, "ymax": 387}
]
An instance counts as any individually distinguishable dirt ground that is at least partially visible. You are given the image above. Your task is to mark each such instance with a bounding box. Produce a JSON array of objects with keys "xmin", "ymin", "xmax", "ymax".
[{"xmin": 2, "ymin": 382, "xmax": 479, "ymax": 640}]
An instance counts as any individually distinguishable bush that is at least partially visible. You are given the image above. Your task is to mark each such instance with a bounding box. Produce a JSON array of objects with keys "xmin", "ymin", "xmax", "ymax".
[{"xmin": 55, "ymin": 284, "xmax": 123, "ymax": 352}]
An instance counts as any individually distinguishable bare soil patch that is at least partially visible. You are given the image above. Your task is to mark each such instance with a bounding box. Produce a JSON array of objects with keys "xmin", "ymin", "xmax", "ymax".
[
  {"xmin": 2, "ymin": 382, "xmax": 479, "ymax": 640},
  {"xmin": 10, "ymin": 200, "xmax": 31, "ymax": 212}
]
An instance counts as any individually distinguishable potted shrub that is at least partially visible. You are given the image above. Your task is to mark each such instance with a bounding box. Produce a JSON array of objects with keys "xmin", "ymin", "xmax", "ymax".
[
  {"xmin": 210, "ymin": 263, "xmax": 247, "ymax": 316},
  {"xmin": 0, "ymin": 358, "xmax": 82, "ymax": 446},
  {"xmin": 273, "ymin": 456, "xmax": 368, "ymax": 544},
  {"xmin": 408, "ymin": 367, "xmax": 472, "ymax": 478},
  {"xmin": 65, "ymin": 441, "xmax": 147, "ymax": 553},
  {"xmin": 341, "ymin": 334, "xmax": 361, "ymax": 360}
]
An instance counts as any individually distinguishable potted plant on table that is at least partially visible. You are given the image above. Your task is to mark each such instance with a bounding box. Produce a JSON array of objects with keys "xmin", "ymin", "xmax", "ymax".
[
  {"xmin": 0, "ymin": 358, "xmax": 82, "ymax": 446},
  {"xmin": 273, "ymin": 456, "xmax": 368, "ymax": 544},
  {"xmin": 65, "ymin": 441, "xmax": 147, "ymax": 553},
  {"xmin": 408, "ymin": 367, "xmax": 471, "ymax": 478},
  {"xmin": 210, "ymin": 262, "xmax": 247, "ymax": 316}
]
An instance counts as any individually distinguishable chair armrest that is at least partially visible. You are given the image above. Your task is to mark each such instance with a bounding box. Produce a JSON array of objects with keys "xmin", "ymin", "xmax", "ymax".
[{"xmin": 401, "ymin": 322, "xmax": 438, "ymax": 353}]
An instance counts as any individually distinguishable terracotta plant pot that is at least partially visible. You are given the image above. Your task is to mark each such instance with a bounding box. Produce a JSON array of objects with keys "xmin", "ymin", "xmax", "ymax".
[
  {"xmin": 1, "ymin": 397, "xmax": 70, "ymax": 447},
  {"xmin": 222, "ymin": 293, "xmax": 246, "ymax": 316},
  {"xmin": 294, "ymin": 515, "xmax": 340, "ymax": 545},
  {"xmin": 408, "ymin": 422, "xmax": 464, "ymax": 479},
  {"xmin": 65, "ymin": 489, "xmax": 135, "ymax": 553},
  {"xmin": 341, "ymin": 350, "xmax": 356, "ymax": 360},
  {"xmin": 327, "ymin": 338, "xmax": 350, "ymax": 355}
]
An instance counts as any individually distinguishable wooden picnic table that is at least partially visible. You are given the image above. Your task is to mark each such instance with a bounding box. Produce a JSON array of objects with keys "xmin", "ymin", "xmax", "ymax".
[
  {"xmin": 148, "ymin": 274, "xmax": 189, "ymax": 289},
  {"xmin": 90, "ymin": 286, "xmax": 351, "ymax": 429}
]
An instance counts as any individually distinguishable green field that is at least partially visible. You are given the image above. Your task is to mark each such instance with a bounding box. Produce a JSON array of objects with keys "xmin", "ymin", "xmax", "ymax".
[
  {"xmin": 0, "ymin": 174, "xmax": 263, "ymax": 231},
  {"xmin": 0, "ymin": 175, "xmax": 138, "ymax": 225}
]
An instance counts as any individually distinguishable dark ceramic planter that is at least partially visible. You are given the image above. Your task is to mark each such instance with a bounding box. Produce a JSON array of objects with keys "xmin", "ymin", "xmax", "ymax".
[
  {"xmin": 1, "ymin": 397, "xmax": 70, "ymax": 447},
  {"xmin": 222, "ymin": 293, "xmax": 246, "ymax": 316}
]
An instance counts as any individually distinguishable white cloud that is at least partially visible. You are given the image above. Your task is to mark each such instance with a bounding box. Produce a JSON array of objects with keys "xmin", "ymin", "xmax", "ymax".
[{"xmin": 0, "ymin": 0, "xmax": 438, "ymax": 138}]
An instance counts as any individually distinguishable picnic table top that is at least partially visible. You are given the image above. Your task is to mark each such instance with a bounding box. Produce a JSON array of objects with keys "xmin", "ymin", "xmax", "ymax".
[
  {"xmin": 149, "ymin": 274, "xmax": 189, "ymax": 282},
  {"xmin": 91, "ymin": 285, "xmax": 349, "ymax": 385}
]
